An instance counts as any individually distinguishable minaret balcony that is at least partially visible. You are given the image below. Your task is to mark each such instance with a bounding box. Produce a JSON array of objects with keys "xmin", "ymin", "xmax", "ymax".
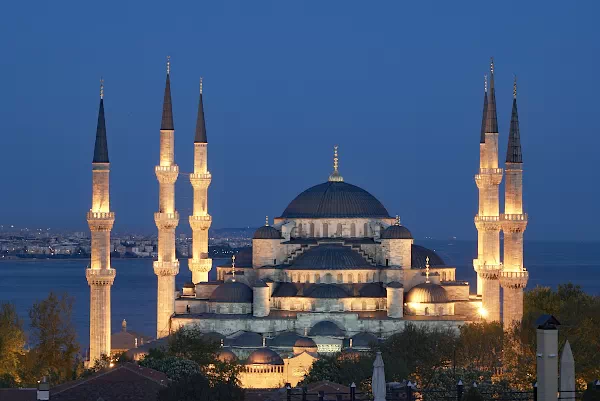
[
  {"xmin": 190, "ymin": 172, "xmax": 212, "ymax": 189},
  {"xmin": 189, "ymin": 258, "xmax": 212, "ymax": 273},
  {"xmin": 153, "ymin": 260, "xmax": 180, "ymax": 276},
  {"xmin": 500, "ymin": 214, "xmax": 527, "ymax": 222},
  {"xmin": 189, "ymin": 215, "xmax": 212, "ymax": 230},
  {"xmin": 475, "ymin": 168, "xmax": 503, "ymax": 187},
  {"xmin": 86, "ymin": 268, "xmax": 116, "ymax": 286},
  {"xmin": 154, "ymin": 212, "xmax": 179, "ymax": 229},
  {"xmin": 87, "ymin": 211, "xmax": 115, "ymax": 231},
  {"xmin": 473, "ymin": 262, "xmax": 501, "ymax": 279},
  {"xmin": 501, "ymin": 214, "xmax": 528, "ymax": 233},
  {"xmin": 474, "ymin": 215, "xmax": 501, "ymax": 230},
  {"xmin": 499, "ymin": 270, "xmax": 529, "ymax": 289},
  {"xmin": 155, "ymin": 165, "xmax": 179, "ymax": 184}
]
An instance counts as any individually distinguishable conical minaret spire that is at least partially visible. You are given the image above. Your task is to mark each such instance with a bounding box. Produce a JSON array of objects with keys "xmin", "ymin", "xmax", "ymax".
[
  {"xmin": 161, "ymin": 56, "xmax": 174, "ymax": 131},
  {"xmin": 485, "ymin": 58, "xmax": 498, "ymax": 134},
  {"xmin": 506, "ymin": 77, "xmax": 522, "ymax": 163},
  {"xmin": 479, "ymin": 75, "xmax": 488, "ymax": 144},
  {"xmin": 189, "ymin": 76, "xmax": 212, "ymax": 284},
  {"xmin": 500, "ymin": 74, "xmax": 528, "ymax": 329},
  {"xmin": 154, "ymin": 57, "xmax": 180, "ymax": 338},
  {"xmin": 87, "ymin": 78, "xmax": 116, "ymax": 365}
]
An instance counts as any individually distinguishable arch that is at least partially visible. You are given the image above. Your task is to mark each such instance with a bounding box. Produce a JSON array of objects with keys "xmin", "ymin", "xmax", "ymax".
[
  {"xmin": 336, "ymin": 223, "xmax": 343, "ymax": 237},
  {"xmin": 337, "ymin": 273, "xmax": 343, "ymax": 283},
  {"xmin": 348, "ymin": 273, "xmax": 354, "ymax": 283},
  {"xmin": 364, "ymin": 223, "xmax": 369, "ymax": 237},
  {"xmin": 315, "ymin": 274, "xmax": 321, "ymax": 284},
  {"xmin": 309, "ymin": 222, "xmax": 315, "ymax": 237},
  {"xmin": 299, "ymin": 273, "xmax": 304, "ymax": 283},
  {"xmin": 228, "ymin": 304, "xmax": 233, "ymax": 313},
  {"xmin": 425, "ymin": 307, "xmax": 429, "ymax": 316},
  {"xmin": 297, "ymin": 223, "xmax": 303, "ymax": 237},
  {"xmin": 350, "ymin": 223, "xmax": 356, "ymax": 237},
  {"xmin": 323, "ymin": 223, "xmax": 329, "ymax": 237},
  {"xmin": 325, "ymin": 273, "xmax": 333, "ymax": 284},
  {"xmin": 442, "ymin": 272, "xmax": 447, "ymax": 281},
  {"xmin": 291, "ymin": 274, "xmax": 296, "ymax": 282},
  {"xmin": 357, "ymin": 273, "xmax": 363, "ymax": 283}
]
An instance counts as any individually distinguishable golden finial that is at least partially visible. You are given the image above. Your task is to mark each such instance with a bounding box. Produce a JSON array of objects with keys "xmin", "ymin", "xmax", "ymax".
[
  {"xmin": 265, "ymin": 216, "xmax": 269, "ymax": 226},
  {"xmin": 231, "ymin": 255, "xmax": 236, "ymax": 281},
  {"xmin": 425, "ymin": 256, "xmax": 430, "ymax": 283},
  {"xmin": 513, "ymin": 75, "xmax": 517, "ymax": 99},
  {"xmin": 484, "ymin": 74, "xmax": 487, "ymax": 93},
  {"xmin": 166, "ymin": 56, "xmax": 171, "ymax": 75},
  {"xmin": 220, "ymin": 338, "xmax": 224, "ymax": 348},
  {"xmin": 490, "ymin": 57, "xmax": 494, "ymax": 75},
  {"xmin": 328, "ymin": 145, "xmax": 344, "ymax": 182},
  {"xmin": 199, "ymin": 77, "xmax": 203, "ymax": 94},
  {"xmin": 395, "ymin": 215, "xmax": 400, "ymax": 225},
  {"xmin": 262, "ymin": 336, "xmax": 266, "ymax": 347},
  {"xmin": 100, "ymin": 77, "xmax": 104, "ymax": 99}
]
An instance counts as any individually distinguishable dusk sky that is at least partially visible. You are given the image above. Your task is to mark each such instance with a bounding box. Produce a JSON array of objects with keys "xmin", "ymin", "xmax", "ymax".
[{"xmin": 2, "ymin": 1, "xmax": 599, "ymax": 241}]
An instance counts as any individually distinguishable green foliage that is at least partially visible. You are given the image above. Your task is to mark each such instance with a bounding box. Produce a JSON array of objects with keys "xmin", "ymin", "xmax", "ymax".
[
  {"xmin": 157, "ymin": 372, "xmax": 244, "ymax": 401},
  {"xmin": 462, "ymin": 387, "xmax": 484, "ymax": 401},
  {"xmin": 300, "ymin": 353, "xmax": 375, "ymax": 392},
  {"xmin": 140, "ymin": 356, "xmax": 201, "ymax": 382},
  {"xmin": 456, "ymin": 322, "xmax": 503, "ymax": 373},
  {"xmin": 0, "ymin": 302, "xmax": 26, "ymax": 385}
]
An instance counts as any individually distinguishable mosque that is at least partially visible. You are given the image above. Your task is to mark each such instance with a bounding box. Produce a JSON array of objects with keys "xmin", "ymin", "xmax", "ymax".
[{"xmin": 85, "ymin": 58, "xmax": 528, "ymax": 387}]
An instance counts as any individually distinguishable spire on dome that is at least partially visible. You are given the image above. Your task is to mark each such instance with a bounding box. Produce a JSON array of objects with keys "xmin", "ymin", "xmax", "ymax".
[
  {"xmin": 231, "ymin": 255, "xmax": 236, "ymax": 282},
  {"xmin": 506, "ymin": 76, "xmax": 523, "ymax": 163},
  {"xmin": 480, "ymin": 74, "xmax": 488, "ymax": 143},
  {"xmin": 265, "ymin": 216, "xmax": 269, "ymax": 226},
  {"xmin": 395, "ymin": 215, "xmax": 400, "ymax": 225},
  {"xmin": 485, "ymin": 57, "xmax": 498, "ymax": 134},
  {"xmin": 425, "ymin": 256, "xmax": 430, "ymax": 283},
  {"xmin": 161, "ymin": 56, "xmax": 174, "ymax": 131},
  {"xmin": 194, "ymin": 77, "xmax": 207, "ymax": 143},
  {"xmin": 93, "ymin": 78, "xmax": 109, "ymax": 163},
  {"xmin": 328, "ymin": 145, "xmax": 344, "ymax": 182}
]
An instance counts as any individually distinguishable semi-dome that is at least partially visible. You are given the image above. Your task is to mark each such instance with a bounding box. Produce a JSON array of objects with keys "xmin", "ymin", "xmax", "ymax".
[
  {"xmin": 270, "ymin": 331, "xmax": 302, "ymax": 347},
  {"xmin": 246, "ymin": 348, "xmax": 284, "ymax": 365},
  {"xmin": 231, "ymin": 331, "xmax": 263, "ymax": 347},
  {"xmin": 289, "ymin": 244, "xmax": 372, "ymax": 270},
  {"xmin": 411, "ymin": 245, "xmax": 446, "ymax": 268},
  {"xmin": 349, "ymin": 332, "xmax": 378, "ymax": 348},
  {"xmin": 405, "ymin": 282, "xmax": 449, "ymax": 303},
  {"xmin": 359, "ymin": 282, "xmax": 386, "ymax": 297},
  {"xmin": 293, "ymin": 337, "xmax": 318, "ymax": 354},
  {"xmin": 279, "ymin": 181, "xmax": 390, "ymax": 219},
  {"xmin": 253, "ymin": 225, "xmax": 282, "ymax": 239},
  {"xmin": 306, "ymin": 284, "xmax": 348, "ymax": 299},
  {"xmin": 216, "ymin": 348, "xmax": 238, "ymax": 363},
  {"xmin": 272, "ymin": 282, "xmax": 298, "ymax": 297},
  {"xmin": 381, "ymin": 225, "xmax": 413, "ymax": 239},
  {"xmin": 209, "ymin": 281, "xmax": 253, "ymax": 303},
  {"xmin": 309, "ymin": 321, "xmax": 344, "ymax": 337}
]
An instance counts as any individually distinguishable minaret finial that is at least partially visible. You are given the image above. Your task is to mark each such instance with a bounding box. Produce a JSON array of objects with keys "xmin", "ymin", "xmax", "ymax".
[
  {"xmin": 328, "ymin": 145, "xmax": 344, "ymax": 182},
  {"xmin": 166, "ymin": 56, "xmax": 171, "ymax": 75},
  {"xmin": 484, "ymin": 74, "xmax": 488, "ymax": 93},
  {"xmin": 395, "ymin": 215, "xmax": 400, "ymax": 225},
  {"xmin": 490, "ymin": 57, "xmax": 494, "ymax": 75},
  {"xmin": 100, "ymin": 77, "xmax": 104, "ymax": 99},
  {"xmin": 200, "ymin": 77, "xmax": 203, "ymax": 94},
  {"xmin": 231, "ymin": 255, "xmax": 236, "ymax": 281},
  {"xmin": 265, "ymin": 216, "xmax": 269, "ymax": 226},
  {"xmin": 513, "ymin": 75, "xmax": 517, "ymax": 99},
  {"xmin": 425, "ymin": 256, "xmax": 430, "ymax": 283}
]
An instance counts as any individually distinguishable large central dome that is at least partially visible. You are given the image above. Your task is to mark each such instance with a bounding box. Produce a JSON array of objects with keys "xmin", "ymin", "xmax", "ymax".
[{"xmin": 280, "ymin": 181, "xmax": 390, "ymax": 219}]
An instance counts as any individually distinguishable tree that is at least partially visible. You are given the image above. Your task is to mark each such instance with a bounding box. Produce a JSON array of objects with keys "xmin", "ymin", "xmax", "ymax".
[
  {"xmin": 0, "ymin": 302, "xmax": 26, "ymax": 386},
  {"xmin": 157, "ymin": 372, "xmax": 244, "ymax": 401},
  {"xmin": 300, "ymin": 353, "xmax": 376, "ymax": 392},
  {"xmin": 456, "ymin": 322, "xmax": 503, "ymax": 374},
  {"xmin": 27, "ymin": 292, "xmax": 78, "ymax": 384},
  {"xmin": 139, "ymin": 356, "xmax": 201, "ymax": 382}
]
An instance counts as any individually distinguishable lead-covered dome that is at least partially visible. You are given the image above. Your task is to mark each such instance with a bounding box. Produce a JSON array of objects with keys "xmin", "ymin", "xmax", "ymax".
[
  {"xmin": 209, "ymin": 281, "xmax": 253, "ymax": 303},
  {"xmin": 405, "ymin": 282, "xmax": 449, "ymax": 303},
  {"xmin": 246, "ymin": 348, "xmax": 284, "ymax": 365},
  {"xmin": 309, "ymin": 321, "xmax": 344, "ymax": 337},
  {"xmin": 253, "ymin": 225, "xmax": 282, "ymax": 239},
  {"xmin": 279, "ymin": 181, "xmax": 390, "ymax": 219},
  {"xmin": 381, "ymin": 225, "xmax": 413, "ymax": 239}
]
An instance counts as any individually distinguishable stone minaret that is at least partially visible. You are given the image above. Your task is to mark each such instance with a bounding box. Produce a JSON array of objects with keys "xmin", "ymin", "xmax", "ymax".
[
  {"xmin": 500, "ymin": 77, "xmax": 528, "ymax": 328},
  {"xmin": 189, "ymin": 78, "xmax": 212, "ymax": 284},
  {"xmin": 86, "ymin": 79, "xmax": 116, "ymax": 363},
  {"xmin": 474, "ymin": 58, "xmax": 503, "ymax": 322},
  {"xmin": 154, "ymin": 57, "xmax": 180, "ymax": 338}
]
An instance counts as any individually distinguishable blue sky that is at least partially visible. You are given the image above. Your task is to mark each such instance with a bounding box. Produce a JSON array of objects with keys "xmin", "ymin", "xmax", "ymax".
[{"xmin": 1, "ymin": 1, "xmax": 599, "ymax": 240}]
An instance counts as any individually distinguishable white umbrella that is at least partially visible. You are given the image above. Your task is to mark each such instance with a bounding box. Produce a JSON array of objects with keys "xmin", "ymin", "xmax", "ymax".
[
  {"xmin": 560, "ymin": 340, "xmax": 575, "ymax": 400},
  {"xmin": 372, "ymin": 351, "xmax": 386, "ymax": 401}
]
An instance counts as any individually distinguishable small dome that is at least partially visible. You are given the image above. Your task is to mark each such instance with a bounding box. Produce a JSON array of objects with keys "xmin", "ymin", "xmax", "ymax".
[
  {"xmin": 406, "ymin": 282, "xmax": 449, "ymax": 303},
  {"xmin": 253, "ymin": 225, "xmax": 282, "ymax": 240},
  {"xmin": 201, "ymin": 332, "xmax": 225, "ymax": 344},
  {"xmin": 349, "ymin": 332, "xmax": 378, "ymax": 348},
  {"xmin": 231, "ymin": 332, "xmax": 263, "ymax": 347},
  {"xmin": 209, "ymin": 281, "xmax": 253, "ymax": 303},
  {"xmin": 309, "ymin": 321, "xmax": 344, "ymax": 337},
  {"xmin": 273, "ymin": 282, "xmax": 298, "ymax": 297},
  {"xmin": 386, "ymin": 281, "xmax": 403, "ymax": 289},
  {"xmin": 411, "ymin": 245, "xmax": 445, "ymax": 268},
  {"xmin": 359, "ymin": 283, "xmax": 386, "ymax": 297},
  {"xmin": 246, "ymin": 348, "xmax": 284, "ymax": 365},
  {"xmin": 271, "ymin": 331, "xmax": 302, "ymax": 347},
  {"xmin": 183, "ymin": 282, "xmax": 195, "ymax": 289},
  {"xmin": 381, "ymin": 225, "xmax": 413, "ymax": 239},
  {"xmin": 216, "ymin": 348, "xmax": 238, "ymax": 363},
  {"xmin": 306, "ymin": 284, "xmax": 348, "ymax": 299},
  {"xmin": 294, "ymin": 337, "xmax": 317, "ymax": 348}
]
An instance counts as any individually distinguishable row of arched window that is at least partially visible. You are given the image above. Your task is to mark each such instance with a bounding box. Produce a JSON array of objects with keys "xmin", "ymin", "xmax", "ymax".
[
  {"xmin": 271, "ymin": 300, "xmax": 386, "ymax": 312},
  {"xmin": 293, "ymin": 222, "xmax": 381, "ymax": 238},
  {"xmin": 244, "ymin": 365, "xmax": 284, "ymax": 373},
  {"xmin": 284, "ymin": 272, "xmax": 378, "ymax": 284}
]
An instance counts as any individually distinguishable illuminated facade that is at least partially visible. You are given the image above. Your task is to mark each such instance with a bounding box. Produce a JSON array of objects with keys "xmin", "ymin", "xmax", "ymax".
[
  {"xmin": 154, "ymin": 58, "xmax": 180, "ymax": 339},
  {"xmin": 87, "ymin": 80, "xmax": 116, "ymax": 364}
]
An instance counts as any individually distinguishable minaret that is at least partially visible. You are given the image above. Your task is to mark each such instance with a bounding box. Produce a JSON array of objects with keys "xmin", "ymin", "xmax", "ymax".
[
  {"xmin": 154, "ymin": 57, "xmax": 180, "ymax": 338},
  {"xmin": 189, "ymin": 77, "xmax": 212, "ymax": 284},
  {"xmin": 86, "ymin": 78, "xmax": 116, "ymax": 363},
  {"xmin": 473, "ymin": 58, "xmax": 503, "ymax": 322},
  {"xmin": 500, "ymin": 77, "xmax": 528, "ymax": 328}
]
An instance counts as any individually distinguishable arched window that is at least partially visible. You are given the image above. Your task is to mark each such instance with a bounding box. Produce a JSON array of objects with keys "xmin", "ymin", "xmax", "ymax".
[
  {"xmin": 364, "ymin": 223, "xmax": 369, "ymax": 237},
  {"xmin": 348, "ymin": 273, "xmax": 354, "ymax": 283},
  {"xmin": 442, "ymin": 272, "xmax": 447, "ymax": 281},
  {"xmin": 337, "ymin": 273, "xmax": 343, "ymax": 283},
  {"xmin": 336, "ymin": 223, "xmax": 342, "ymax": 237},
  {"xmin": 309, "ymin": 223, "xmax": 315, "ymax": 237},
  {"xmin": 323, "ymin": 223, "xmax": 329, "ymax": 237},
  {"xmin": 297, "ymin": 224, "xmax": 303, "ymax": 237},
  {"xmin": 291, "ymin": 274, "xmax": 296, "ymax": 282},
  {"xmin": 425, "ymin": 307, "xmax": 429, "ymax": 316},
  {"xmin": 362, "ymin": 301, "xmax": 367, "ymax": 311},
  {"xmin": 358, "ymin": 273, "xmax": 363, "ymax": 283},
  {"xmin": 325, "ymin": 273, "xmax": 333, "ymax": 284},
  {"xmin": 315, "ymin": 274, "xmax": 321, "ymax": 284},
  {"xmin": 350, "ymin": 223, "xmax": 356, "ymax": 237},
  {"xmin": 228, "ymin": 304, "xmax": 233, "ymax": 314}
]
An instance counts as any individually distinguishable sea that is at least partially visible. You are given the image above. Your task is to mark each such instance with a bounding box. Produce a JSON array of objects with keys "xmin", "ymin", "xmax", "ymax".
[{"xmin": 0, "ymin": 240, "xmax": 598, "ymax": 347}]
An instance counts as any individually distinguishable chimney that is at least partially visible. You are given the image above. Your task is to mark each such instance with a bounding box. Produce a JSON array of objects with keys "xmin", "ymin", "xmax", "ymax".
[{"xmin": 37, "ymin": 376, "xmax": 50, "ymax": 400}]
